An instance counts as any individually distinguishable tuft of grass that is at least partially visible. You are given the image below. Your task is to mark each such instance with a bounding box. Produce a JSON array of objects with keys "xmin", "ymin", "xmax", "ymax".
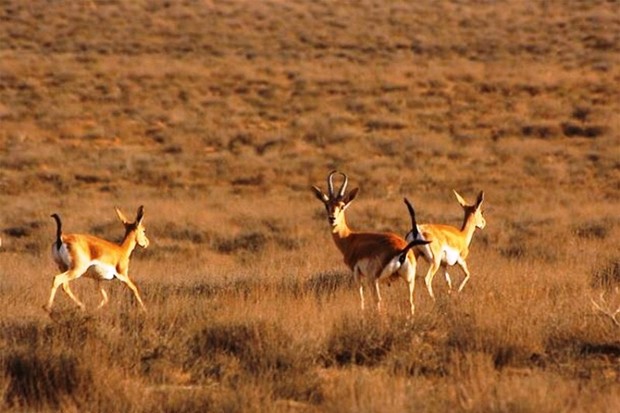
[
  {"xmin": 187, "ymin": 320, "xmax": 302, "ymax": 377},
  {"xmin": 185, "ymin": 319, "xmax": 323, "ymax": 404},
  {"xmin": 591, "ymin": 258, "xmax": 620, "ymax": 290},
  {"xmin": 322, "ymin": 316, "xmax": 398, "ymax": 367},
  {"xmin": 4, "ymin": 351, "xmax": 88, "ymax": 409}
]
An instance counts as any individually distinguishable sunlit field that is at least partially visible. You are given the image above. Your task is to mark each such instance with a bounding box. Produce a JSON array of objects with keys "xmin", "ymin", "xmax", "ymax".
[{"xmin": 1, "ymin": 1, "xmax": 619, "ymax": 411}]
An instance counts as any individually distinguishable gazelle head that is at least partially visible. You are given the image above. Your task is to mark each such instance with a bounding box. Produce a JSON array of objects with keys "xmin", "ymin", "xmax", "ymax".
[
  {"xmin": 312, "ymin": 170, "xmax": 359, "ymax": 228},
  {"xmin": 454, "ymin": 190, "xmax": 486, "ymax": 230},
  {"xmin": 115, "ymin": 205, "xmax": 150, "ymax": 248}
]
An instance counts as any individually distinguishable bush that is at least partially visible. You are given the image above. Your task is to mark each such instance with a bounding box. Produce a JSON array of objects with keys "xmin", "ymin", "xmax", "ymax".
[
  {"xmin": 187, "ymin": 319, "xmax": 305, "ymax": 377},
  {"xmin": 186, "ymin": 319, "xmax": 322, "ymax": 403},
  {"xmin": 323, "ymin": 316, "xmax": 397, "ymax": 367},
  {"xmin": 4, "ymin": 351, "xmax": 89, "ymax": 409}
]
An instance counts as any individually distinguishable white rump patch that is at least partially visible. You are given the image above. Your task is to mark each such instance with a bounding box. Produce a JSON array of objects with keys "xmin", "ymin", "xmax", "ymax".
[
  {"xmin": 379, "ymin": 253, "xmax": 416, "ymax": 283},
  {"xmin": 52, "ymin": 243, "xmax": 72, "ymax": 267},
  {"xmin": 379, "ymin": 255, "xmax": 405, "ymax": 280},
  {"xmin": 356, "ymin": 254, "xmax": 413, "ymax": 283},
  {"xmin": 406, "ymin": 229, "xmax": 433, "ymax": 261},
  {"xmin": 405, "ymin": 225, "xmax": 427, "ymax": 244},
  {"xmin": 419, "ymin": 243, "xmax": 434, "ymax": 262}
]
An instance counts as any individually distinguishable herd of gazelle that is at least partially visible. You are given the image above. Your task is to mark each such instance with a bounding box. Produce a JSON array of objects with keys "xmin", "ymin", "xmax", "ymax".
[
  {"xmin": 44, "ymin": 170, "xmax": 485, "ymax": 316},
  {"xmin": 39, "ymin": 170, "xmax": 620, "ymax": 324}
]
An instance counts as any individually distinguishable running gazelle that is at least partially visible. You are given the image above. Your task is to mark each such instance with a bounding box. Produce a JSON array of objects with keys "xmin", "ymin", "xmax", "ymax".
[
  {"xmin": 405, "ymin": 190, "xmax": 486, "ymax": 299},
  {"xmin": 44, "ymin": 206, "xmax": 149, "ymax": 312}
]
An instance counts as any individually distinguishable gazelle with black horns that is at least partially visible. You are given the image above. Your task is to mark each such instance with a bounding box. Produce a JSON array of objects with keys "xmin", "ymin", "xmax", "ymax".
[
  {"xmin": 44, "ymin": 206, "xmax": 149, "ymax": 313},
  {"xmin": 405, "ymin": 190, "xmax": 486, "ymax": 299},
  {"xmin": 312, "ymin": 171, "xmax": 429, "ymax": 315}
]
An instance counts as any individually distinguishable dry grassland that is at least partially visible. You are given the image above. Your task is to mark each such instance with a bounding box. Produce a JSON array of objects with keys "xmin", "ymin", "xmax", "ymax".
[{"xmin": 0, "ymin": 0, "xmax": 619, "ymax": 411}]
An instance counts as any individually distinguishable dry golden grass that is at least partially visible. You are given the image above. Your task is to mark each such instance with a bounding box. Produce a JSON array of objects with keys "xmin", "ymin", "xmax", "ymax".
[{"xmin": 1, "ymin": 0, "xmax": 619, "ymax": 411}]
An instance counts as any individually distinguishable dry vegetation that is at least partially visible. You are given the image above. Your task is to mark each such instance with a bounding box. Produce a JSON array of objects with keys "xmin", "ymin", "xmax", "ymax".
[{"xmin": 0, "ymin": 0, "xmax": 619, "ymax": 411}]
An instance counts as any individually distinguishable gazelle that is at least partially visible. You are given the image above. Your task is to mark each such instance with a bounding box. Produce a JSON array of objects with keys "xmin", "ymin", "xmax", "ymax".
[
  {"xmin": 405, "ymin": 190, "xmax": 486, "ymax": 300},
  {"xmin": 44, "ymin": 206, "xmax": 149, "ymax": 313},
  {"xmin": 312, "ymin": 171, "xmax": 429, "ymax": 315}
]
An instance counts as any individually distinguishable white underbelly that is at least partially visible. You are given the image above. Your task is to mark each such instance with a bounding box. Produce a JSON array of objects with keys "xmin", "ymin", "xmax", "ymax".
[
  {"xmin": 87, "ymin": 261, "xmax": 119, "ymax": 280},
  {"xmin": 441, "ymin": 246, "xmax": 460, "ymax": 266}
]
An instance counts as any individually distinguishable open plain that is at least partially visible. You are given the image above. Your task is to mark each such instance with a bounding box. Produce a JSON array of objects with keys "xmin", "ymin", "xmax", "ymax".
[{"xmin": 0, "ymin": 0, "xmax": 619, "ymax": 411}]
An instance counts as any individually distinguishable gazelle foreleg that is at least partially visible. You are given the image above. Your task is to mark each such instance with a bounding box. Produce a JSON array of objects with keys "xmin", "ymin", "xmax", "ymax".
[
  {"xmin": 353, "ymin": 266, "xmax": 365, "ymax": 311},
  {"xmin": 456, "ymin": 258, "xmax": 471, "ymax": 293},
  {"xmin": 115, "ymin": 272, "xmax": 146, "ymax": 311}
]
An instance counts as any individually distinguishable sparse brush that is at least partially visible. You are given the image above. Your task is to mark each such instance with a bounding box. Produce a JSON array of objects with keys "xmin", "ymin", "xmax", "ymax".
[{"xmin": 0, "ymin": 0, "xmax": 619, "ymax": 411}]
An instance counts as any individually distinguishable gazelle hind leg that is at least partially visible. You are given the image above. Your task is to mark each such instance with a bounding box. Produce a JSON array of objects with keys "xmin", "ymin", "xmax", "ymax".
[
  {"xmin": 62, "ymin": 282, "xmax": 85, "ymax": 310},
  {"xmin": 45, "ymin": 268, "xmax": 86, "ymax": 312},
  {"xmin": 424, "ymin": 260, "xmax": 441, "ymax": 301},
  {"xmin": 406, "ymin": 278, "xmax": 415, "ymax": 316},
  {"xmin": 444, "ymin": 266, "xmax": 453, "ymax": 292},
  {"xmin": 96, "ymin": 281, "xmax": 109, "ymax": 309},
  {"xmin": 403, "ymin": 264, "xmax": 416, "ymax": 316}
]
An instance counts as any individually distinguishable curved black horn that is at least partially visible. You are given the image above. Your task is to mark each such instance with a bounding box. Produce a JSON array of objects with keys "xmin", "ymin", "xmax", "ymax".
[
  {"xmin": 327, "ymin": 170, "xmax": 337, "ymax": 197},
  {"xmin": 337, "ymin": 172, "xmax": 348, "ymax": 198},
  {"xmin": 404, "ymin": 197, "xmax": 418, "ymax": 232}
]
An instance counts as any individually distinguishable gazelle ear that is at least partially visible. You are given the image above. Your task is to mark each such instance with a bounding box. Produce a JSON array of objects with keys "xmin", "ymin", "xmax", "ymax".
[
  {"xmin": 343, "ymin": 187, "xmax": 359, "ymax": 206},
  {"xmin": 115, "ymin": 207, "xmax": 129, "ymax": 224},
  {"xmin": 476, "ymin": 191, "xmax": 485, "ymax": 207},
  {"xmin": 453, "ymin": 190, "xmax": 467, "ymax": 207},
  {"xmin": 312, "ymin": 186, "xmax": 329, "ymax": 203},
  {"xmin": 135, "ymin": 205, "xmax": 145, "ymax": 224}
]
